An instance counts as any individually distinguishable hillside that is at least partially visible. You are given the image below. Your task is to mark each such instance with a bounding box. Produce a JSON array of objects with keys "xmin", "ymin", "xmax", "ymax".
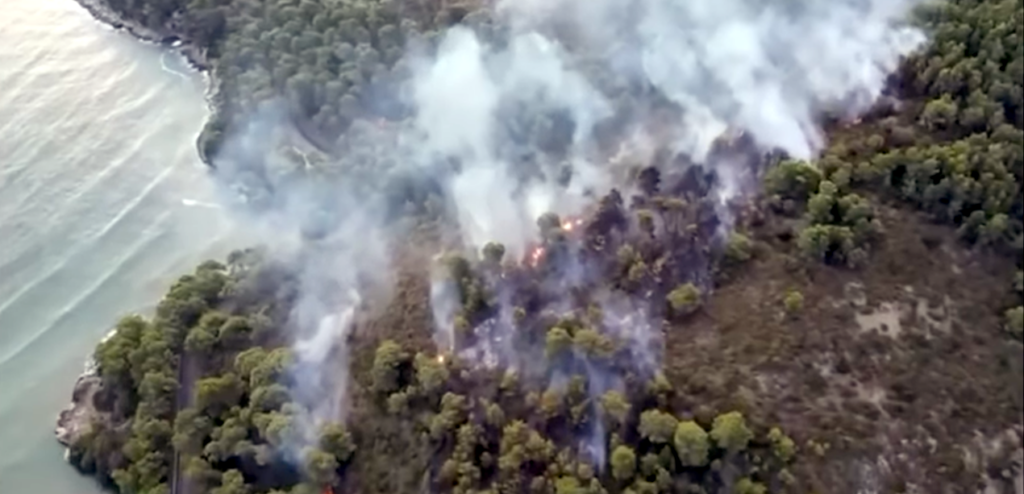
[{"xmin": 61, "ymin": 0, "xmax": 1023, "ymax": 493}]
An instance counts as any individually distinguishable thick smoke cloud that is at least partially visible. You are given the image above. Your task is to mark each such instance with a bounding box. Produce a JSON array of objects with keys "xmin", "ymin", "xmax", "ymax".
[
  {"xmin": 206, "ymin": 0, "xmax": 927, "ymax": 467},
  {"xmin": 409, "ymin": 26, "xmax": 614, "ymax": 256},
  {"xmin": 500, "ymin": 0, "xmax": 927, "ymax": 161}
]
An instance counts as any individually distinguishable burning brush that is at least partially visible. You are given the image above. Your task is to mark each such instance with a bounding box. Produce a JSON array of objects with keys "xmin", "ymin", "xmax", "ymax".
[{"xmin": 523, "ymin": 216, "xmax": 586, "ymax": 267}]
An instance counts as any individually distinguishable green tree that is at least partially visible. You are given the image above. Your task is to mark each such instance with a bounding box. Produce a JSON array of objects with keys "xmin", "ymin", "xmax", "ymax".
[
  {"xmin": 184, "ymin": 456, "xmax": 220, "ymax": 485},
  {"xmin": 554, "ymin": 476, "xmax": 583, "ymax": 494},
  {"xmin": 546, "ymin": 326, "xmax": 573, "ymax": 359},
  {"xmin": 371, "ymin": 339, "xmax": 407, "ymax": 394},
  {"xmin": 211, "ymin": 469, "xmax": 250, "ymax": 494},
  {"xmin": 250, "ymin": 384, "xmax": 290, "ymax": 412},
  {"xmin": 710, "ymin": 411, "xmax": 753, "ymax": 453},
  {"xmin": 320, "ymin": 423, "xmax": 356, "ymax": 463},
  {"xmin": 185, "ymin": 324, "xmax": 217, "ymax": 355},
  {"xmin": 172, "ymin": 407, "xmax": 212, "ymax": 455},
  {"xmin": 414, "ymin": 352, "xmax": 450, "ymax": 395},
  {"xmin": 248, "ymin": 348, "xmax": 291, "ymax": 389},
  {"xmin": 610, "ymin": 445, "xmax": 637, "ymax": 481},
  {"xmin": 600, "ymin": 390, "xmax": 630, "ymax": 429},
  {"xmin": 485, "ymin": 401, "xmax": 506, "ymax": 429},
  {"xmin": 638, "ymin": 410, "xmax": 678, "ymax": 444},
  {"xmin": 734, "ymin": 478, "xmax": 767, "ymax": 494},
  {"xmin": 673, "ymin": 420, "xmax": 709, "ymax": 467},
  {"xmin": 304, "ymin": 448, "xmax": 339, "ymax": 487},
  {"xmin": 195, "ymin": 373, "xmax": 244, "ymax": 417},
  {"xmin": 218, "ymin": 316, "xmax": 252, "ymax": 349},
  {"xmin": 234, "ymin": 347, "xmax": 268, "ymax": 381},
  {"xmin": 764, "ymin": 159, "xmax": 823, "ymax": 202},
  {"xmin": 920, "ymin": 95, "xmax": 958, "ymax": 130},
  {"xmin": 573, "ymin": 328, "xmax": 615, "ymax": 358}
]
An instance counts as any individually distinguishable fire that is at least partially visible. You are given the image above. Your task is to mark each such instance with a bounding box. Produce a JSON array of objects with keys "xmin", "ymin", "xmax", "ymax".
[
  {"xmin": 436, "ymin": 354, "xmax": 446, "ymax": 364},
  {"xmin": 529, "ymin": 246, "xmax": 545, "ymax": 267},
  {"xmin": 560, "ymin": 218, "xmax": 584, "ymax": 232},
  {"xmin": 322, "ymin": 487, "xmax": 335, "ymax": 494}
]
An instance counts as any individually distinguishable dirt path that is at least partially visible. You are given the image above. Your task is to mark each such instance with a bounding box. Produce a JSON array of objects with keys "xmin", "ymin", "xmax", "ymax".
[{"xmin": 171, "ymin": 350, "xmax": 199, "ymax": 494}]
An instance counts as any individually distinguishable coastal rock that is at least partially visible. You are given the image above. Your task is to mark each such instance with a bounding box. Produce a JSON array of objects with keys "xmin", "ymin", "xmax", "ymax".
[{"xmin": 55, "ymin": 366, "xmax": 103, "ymax": 447}]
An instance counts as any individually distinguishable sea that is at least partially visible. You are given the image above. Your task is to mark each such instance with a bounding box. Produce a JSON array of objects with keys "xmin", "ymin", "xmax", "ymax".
[{"xmin": 0, "ymin": 1, "xmax": 240, "ymax": 492}]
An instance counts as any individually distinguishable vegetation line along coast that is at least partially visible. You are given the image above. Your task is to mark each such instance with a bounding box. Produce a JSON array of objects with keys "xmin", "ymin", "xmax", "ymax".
[
  {"xmin": 54, "ymin": 0, "xmax": 219, "ymax": 456},
  {"xmin": 55, "ymin": 0, "xmax": 1023, "ymax": 493},
  {"xmin": 72, "ymin": 0, "xmax": 222, "ymax": 162}
]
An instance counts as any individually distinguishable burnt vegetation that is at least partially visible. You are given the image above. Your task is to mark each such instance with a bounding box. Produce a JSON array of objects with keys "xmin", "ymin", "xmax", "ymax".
[{"xmin": 65, "ymin": 0, "xmax": 1024, "ymax": 493}]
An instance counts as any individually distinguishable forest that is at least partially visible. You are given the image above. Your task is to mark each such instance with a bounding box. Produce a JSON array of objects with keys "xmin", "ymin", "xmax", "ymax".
[{"xmin": 65, "ymin": 0, "xmax": 1023, "ymax": 493}]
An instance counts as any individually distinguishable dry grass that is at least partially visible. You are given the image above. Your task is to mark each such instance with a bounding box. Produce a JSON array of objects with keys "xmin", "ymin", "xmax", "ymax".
[{"xmin": 663, "ymin": 205, "xmax": 1022, "ymax": 492}]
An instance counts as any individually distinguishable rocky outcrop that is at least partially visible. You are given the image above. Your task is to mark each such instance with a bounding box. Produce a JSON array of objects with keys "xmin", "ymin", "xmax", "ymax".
[
  {"xmin": 74, "ymin": 0, "xmax": 209, "ymax": 71},
  {"xmin": 73, "ymin": 0, "xmax": 221, "ymax": 166},
  {"xmin": 55, "ymin": 360, "xmax": 104, "ymax": 448}
]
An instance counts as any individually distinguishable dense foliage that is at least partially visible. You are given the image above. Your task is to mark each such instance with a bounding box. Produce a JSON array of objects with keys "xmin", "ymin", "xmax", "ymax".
[
  {"xmin": 804, "ymin": 0, "xmax": 1022, "ymax": 258},
  {"xmin": 101, "ymin": 0, "xmax": 490, "ymax": 162},
  {"xmin": 69, "ymin": 252, "xmax": 359, "ymax": 494}
]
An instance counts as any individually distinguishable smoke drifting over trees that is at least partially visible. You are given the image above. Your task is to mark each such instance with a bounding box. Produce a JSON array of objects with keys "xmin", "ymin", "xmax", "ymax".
[
  {"xmin": 212, "ymin": 0, "xmax": 929, "ymax": 454},
  {"xmin": 64, "ymin": 0, "xmax": 1024, "ymax": 492}
]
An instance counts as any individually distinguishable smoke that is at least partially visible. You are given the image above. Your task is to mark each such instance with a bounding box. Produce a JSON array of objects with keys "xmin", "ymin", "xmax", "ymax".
[
  {"xmin": 408, "ymin": 26, "xmax": 614, "ymax": 257},
  {"xmin": 413, "ymin": 0, "xmax": 925, "ymax": 467},
  {"xmin": 500, "ymin": 0, "xmax": 927, "ymax": 161},
  {"xmin": 202, "ymin": 0, "xmax": 927, "ymax": 472},
  {"xmin": 207, "ymin": 102, "xmax": 400, "ymax": 462}
]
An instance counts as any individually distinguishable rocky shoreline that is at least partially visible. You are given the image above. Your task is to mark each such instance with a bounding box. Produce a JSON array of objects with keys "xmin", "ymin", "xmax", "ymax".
[
  {"xmin": 74, "ymin": 0, "xmax": 210, "ymax": 71},
  {"xmin": 54, "ymin": 329, "xmax": 116, "ymax": 451},
  {"xmin": 55, "ymin": 0, "xmax": 223, "ymax": 456},
  {"xmin": 73, "ymin": 0, "xmax": 221, "ymax": 165}
]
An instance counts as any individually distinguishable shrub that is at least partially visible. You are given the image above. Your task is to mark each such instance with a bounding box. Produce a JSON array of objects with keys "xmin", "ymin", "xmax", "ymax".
[
  {"xmin": 797, "ymin": 224, "xmax": 855, "ymax": 265},
  {"xmin": 1005, "ymin": 306, "xmax": 1023, "ymax": 339},
  {"xmin": 545, "ymin": 326, "xmax": 573, "ymax": 359},
  {"xmin": 767, "ymin": 427, "xmax": 796, "ymax": 462},
  {"xmin": 667, "ymin": 283, "xmax": 702, "ymax": 317},
  {"xmin": 783, "ymin": 290, "xmax": 804, "ymax": 315},
  {"xmin": 734, "ymin": 478, "xmax": 767, "ymax": 494},
  {"xmin": 724, "ymin": 232, "xmax": 754, "ymax": 264}
]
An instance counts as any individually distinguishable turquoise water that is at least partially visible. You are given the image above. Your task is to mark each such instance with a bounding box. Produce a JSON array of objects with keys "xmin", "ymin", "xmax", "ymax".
[{"xmin": 0, "ymin": 2, "xmax": 236, "ymax": 492}]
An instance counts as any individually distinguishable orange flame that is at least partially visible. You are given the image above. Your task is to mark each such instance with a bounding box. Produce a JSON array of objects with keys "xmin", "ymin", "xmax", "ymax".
[
  {"xmin": 560, "ymin": 218, "xmax": 585, "ymax": 232},
  {"xmin": 529, "ymin": 246, "xmax": 545, "ymax": 267},
  {"xmin": 322, "ymin": 487, "xmax": 335, "ymax": 494}
]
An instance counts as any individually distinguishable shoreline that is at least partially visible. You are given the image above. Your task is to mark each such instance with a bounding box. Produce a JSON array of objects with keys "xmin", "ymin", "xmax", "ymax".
[
  {"xmin": 55, "ymin": 0, "xmax": 221, "ymax": 455},
  {"xmin": 73, "ymin": 0, "xmax": 220, "ymax": 165}
]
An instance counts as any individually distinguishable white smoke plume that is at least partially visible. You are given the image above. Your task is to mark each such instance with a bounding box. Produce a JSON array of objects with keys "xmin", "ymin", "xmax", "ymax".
[
  {"xmin": 500, "ymin": 0, "xmax": 927, "ymax": 161},
  {"xmin": 408, "ymin": 26, "xmax": 614, "ymax": 257},
  {"xmin": 413, "ymin": 0, "xmax": 926, "ymax": 465},
  {"xmin": 204, "ymin": 0, "xmax": 928, "ymax": 469}
]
